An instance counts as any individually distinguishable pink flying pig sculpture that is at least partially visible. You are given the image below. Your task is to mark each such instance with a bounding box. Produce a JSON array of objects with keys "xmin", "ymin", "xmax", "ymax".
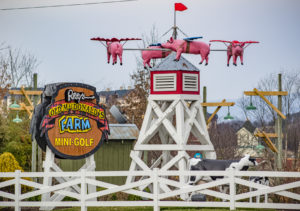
[
  {"xmin": 142, "ymin": 44, "xmax": 171, "ymax": 69},
  {"xmin": 210, "ymin": 40, "xmax": 259, "ymax": 66},
  {"xmin": 91, "ymin": 37, "xmax": 141, "ymax": 65},
  {"xmin": 160, "ymin": 37, "xmax": 210, "ymax": 65}
]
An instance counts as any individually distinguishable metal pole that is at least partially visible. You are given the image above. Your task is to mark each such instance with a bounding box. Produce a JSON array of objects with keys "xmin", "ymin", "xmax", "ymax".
[
  {"xmin": 31, "ymin": 73, "xmax": 37, "ymax": 173},
  {"xmin": 172, "ymin": 10, "xmax": 177, "ymax": 39},
  {"xmin": 276, "ymin": 73, "xmax": 283, "ymax": 171},
  {"xmin": 203, "ymin": 86, "xmax": 207, "ymax": 121}
]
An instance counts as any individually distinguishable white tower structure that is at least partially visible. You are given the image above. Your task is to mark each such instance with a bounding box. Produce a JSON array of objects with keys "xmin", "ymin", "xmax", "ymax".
[{"xmin": 126, "ymin": 53, "xmax": 216, "ymax": 190}]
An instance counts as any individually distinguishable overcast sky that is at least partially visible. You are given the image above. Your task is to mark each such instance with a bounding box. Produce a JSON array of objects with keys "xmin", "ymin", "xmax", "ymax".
[{"xmin": 1, "ymin": 0, "xmax": 300, "ymax": 115}]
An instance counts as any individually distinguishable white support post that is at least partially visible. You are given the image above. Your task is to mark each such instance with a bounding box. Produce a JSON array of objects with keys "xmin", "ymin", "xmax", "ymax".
[
  {"xmin": 126, "ymin": 151, "xmax": 143, "ymax": 184},
  {"xmin": 86, "ymin": 155, "xmax": 96, "ymax": 201},
  {"xmin": 176, "ymin": 101, "xmax": 187, "ymax": 188},
  {"xmin": 41, "ymin": 147, "xmax": 96, "ymax": 210},
  {"xmin": 153, "ymin": 168, "xmax": 159, "ymax": 211},
  {"xmin": 229, "ymin": 169, "xmax": 236, "ymax": 211},
  {"xmin": 250, "ymin": 187, "xmax": 253, "ymax": 203},
  {"xmin": 41, "ymin": 147, "xmax": 54, "ymax": 210},
  {"xmin": 159, "ymin": 127, "xmax": 171, "ymax": 168},
  {"xmin": 15, "ymin": 170, "xmax": 21, "ymax": 211},
  {"xmin": 80, "ymin": 169, "xmax": 87, "ymax": 211}
]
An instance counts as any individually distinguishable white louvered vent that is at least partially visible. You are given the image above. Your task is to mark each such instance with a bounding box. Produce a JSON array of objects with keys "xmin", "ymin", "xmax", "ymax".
[
  {"xmin": 183, "ymin": 73, "xmax": 198, "ymax": 91},
  {"xmin": 153, "ymin": 73, "xmax": 177, "ymax": 91}
]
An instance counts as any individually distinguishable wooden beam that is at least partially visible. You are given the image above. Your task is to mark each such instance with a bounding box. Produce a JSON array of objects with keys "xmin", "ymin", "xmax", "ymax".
[
  {"xmin": 20, "ymin": 102, "xmax": 33, "ymax": 118},
  {"xmin": 201, "ymin": 102, "xmax": 235, "ymax": 107},
  {"xmin": 9, "ymin": 90, "xmax": 43, "ymax": 95},
  {"xmin": 253, "ymin": 88, "xmax": 286, "ymax": 119},
  {"xmin": 206, "ymin": 99, "xmax": 225, "ymax": 126},
  {"xmin": 20, "ymin": 86, "xmax": 33, "ymax": 107},
  {"xmin": 255, "ymin": 132, "xmax": 278, "ymax": 138},
  {"xmin": 244, "ymin": 91, "xmax": 288, "ymax": 96},
  {"xmin": 261, "ymin": 131, "xmax": 278, "ymax": 153}
]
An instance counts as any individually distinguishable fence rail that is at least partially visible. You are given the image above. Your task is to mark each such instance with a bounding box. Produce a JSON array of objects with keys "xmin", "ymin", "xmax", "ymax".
[{"xmin": 0, "ymin": 169, "xmax": 300, "ymax": 211}]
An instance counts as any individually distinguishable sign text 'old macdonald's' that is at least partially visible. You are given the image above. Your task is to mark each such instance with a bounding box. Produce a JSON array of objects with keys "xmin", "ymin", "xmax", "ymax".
[{"xmin": 41, "ymin": 83, "xmax": 109, "ymax": 159}]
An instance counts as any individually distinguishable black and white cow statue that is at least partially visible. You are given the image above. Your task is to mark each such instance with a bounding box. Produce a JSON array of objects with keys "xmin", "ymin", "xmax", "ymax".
[
  {"xmin": 186, "ymin": 154, "xmax": 257, "ymax": 201},
  {"xmin": 249, "ymin": 176, "xmax": 269, "ymax": 203},
  {"xmin": 188, "ymin": 154, "xmax": 257, "ymax": 184}
]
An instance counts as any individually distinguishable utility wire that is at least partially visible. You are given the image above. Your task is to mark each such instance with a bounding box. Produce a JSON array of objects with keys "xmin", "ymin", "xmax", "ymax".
[{"xmin": 0, "ymin": 0, "xmax": 138, "ymax": 11}]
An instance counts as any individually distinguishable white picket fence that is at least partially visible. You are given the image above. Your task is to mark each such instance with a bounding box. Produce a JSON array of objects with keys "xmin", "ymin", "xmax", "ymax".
[{"xmin": 1, "ymin": 169, "xmax": 300, "ymax": 211}]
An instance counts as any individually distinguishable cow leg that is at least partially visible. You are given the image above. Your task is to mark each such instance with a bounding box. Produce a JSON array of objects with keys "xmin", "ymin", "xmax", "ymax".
[
  {"xmin": 189, "ymin": 165, "xmax": 205, "ymax": 185},
  {"xmin": 219, "ymin": 185, "xmax": 229, "ymax": 201}
]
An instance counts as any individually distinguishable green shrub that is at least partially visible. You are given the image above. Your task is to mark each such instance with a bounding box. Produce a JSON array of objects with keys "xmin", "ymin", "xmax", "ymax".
[{"xmin": 0, "ymin": 152, "xmax": 32, "ymax": 193}]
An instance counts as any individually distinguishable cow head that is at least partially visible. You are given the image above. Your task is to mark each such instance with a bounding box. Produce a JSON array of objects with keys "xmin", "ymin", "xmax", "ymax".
[
  {"xmin": 228, "ymin": 155, "xmax": 257, "ymax": 171},
  {"xmin": 238, "ymin": 154, "xmax": 257, "ymax": 170}
]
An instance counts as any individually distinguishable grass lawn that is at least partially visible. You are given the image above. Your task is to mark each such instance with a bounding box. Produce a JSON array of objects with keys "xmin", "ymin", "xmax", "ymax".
[{"xmin": 56, "ymin": 207, "xmax": 276, "ymax": 211}]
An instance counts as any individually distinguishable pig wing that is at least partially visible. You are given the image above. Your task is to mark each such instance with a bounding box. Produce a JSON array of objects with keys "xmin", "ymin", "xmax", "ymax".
[
  {"xmin": 184, "ymin": 36, "xmax": 203, "ymax": 41},
  {"xmin": 119, "ymin": 38, "xmax": 142, "ymax": 42},
  {"xmin": 91, "ymin": 37, "xmax": 112, "ymax": 42},
  {"xmin": 210, "ymin": 40, "xmax": 232, "ymax": 44},
  {"xmin": 242, "ymin": 41, "xmax": 259, "ymax": 44}
]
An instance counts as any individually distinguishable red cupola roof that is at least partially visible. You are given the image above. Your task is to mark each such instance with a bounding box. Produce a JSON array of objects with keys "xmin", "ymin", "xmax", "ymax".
[
  {"xmin": 150, "ymin": 53, "xmax": 200, "ymax": 95},
  {"xmin": 152, "ymin": 52, "xmax": 199, "ymax": 71}
]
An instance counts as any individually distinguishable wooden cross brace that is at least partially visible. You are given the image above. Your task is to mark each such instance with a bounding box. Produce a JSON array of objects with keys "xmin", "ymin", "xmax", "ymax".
[
  {"xmin": 9, "ymin": 86, "xmax": 42, "ymax": 119},
  {"xmin": 9, "ymin": 102, "xmax": 34, "ymax": 118},
  {"xmin": 255, "ymin": 130, "xmax": 278, "ymax": 153},
  {"xmin": 244, "ymin": 88, "xmax": 288, "ymax": 119},
  {"xmin": 201, "ymin": 99, "xmax": 235, "ymax": 125}
]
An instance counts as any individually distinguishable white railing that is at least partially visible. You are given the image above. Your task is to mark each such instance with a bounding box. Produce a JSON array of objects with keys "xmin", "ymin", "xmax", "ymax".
[{"xmin": 0, "ymin": 169, "xmax": 300, "ymax": 211}]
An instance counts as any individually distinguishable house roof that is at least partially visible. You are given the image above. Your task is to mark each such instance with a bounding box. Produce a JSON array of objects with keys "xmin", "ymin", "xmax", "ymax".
[
  {"xmin": 151, "ymin": 52, "xmax": 200, "ymax": 72},
  {"xmin": 240, "ymin": 120, "xmax": 256, "ymax": 133},
  {"xmin": 98, "ymin": 89, "xmax": 132, "ymax": 98},
  {"xmin": 98, "ymin": 89, "xmax": 133, "ymax": 103},
  {"xmin": 108, "ymin": 124, "xmax": 139, "ymax": 140}
]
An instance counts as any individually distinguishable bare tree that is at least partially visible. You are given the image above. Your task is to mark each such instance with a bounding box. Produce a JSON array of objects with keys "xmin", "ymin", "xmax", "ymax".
[
  {"xmin": 0, "ymin": 43, "xmax": 11, "ymax": 101},
  {"xmin": 123, "ymin": 25, "xmax": 161, "ymax": 129},
  {"xmin": 288, "ymin": 119, "xmax": 300, "ymax": 169},
  {"xmin": 123, "ymin": 69, "xmax": 149, "ymax": 129},
  {"xmin": 209, "ymin": 122, "xmax": 238, "ymax": 159},
  {"xmin": 0, "ymin": 61, "xmax": 10, "ymax": 101},
  {"xmin": 0, "ymin": 47, "xmax": 39, "ymax": 88}
]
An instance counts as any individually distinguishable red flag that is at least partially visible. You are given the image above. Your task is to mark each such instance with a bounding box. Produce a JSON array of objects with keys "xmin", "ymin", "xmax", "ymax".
[{"xmin": 175, "ymin": 3, "xmax": 187, "ymax": 11}]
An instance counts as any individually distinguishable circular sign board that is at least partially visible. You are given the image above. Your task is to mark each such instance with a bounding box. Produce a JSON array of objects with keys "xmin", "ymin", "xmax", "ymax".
[{"xmin": 41, "ymin": 83, "xmax": 109, "ymax": 159}]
